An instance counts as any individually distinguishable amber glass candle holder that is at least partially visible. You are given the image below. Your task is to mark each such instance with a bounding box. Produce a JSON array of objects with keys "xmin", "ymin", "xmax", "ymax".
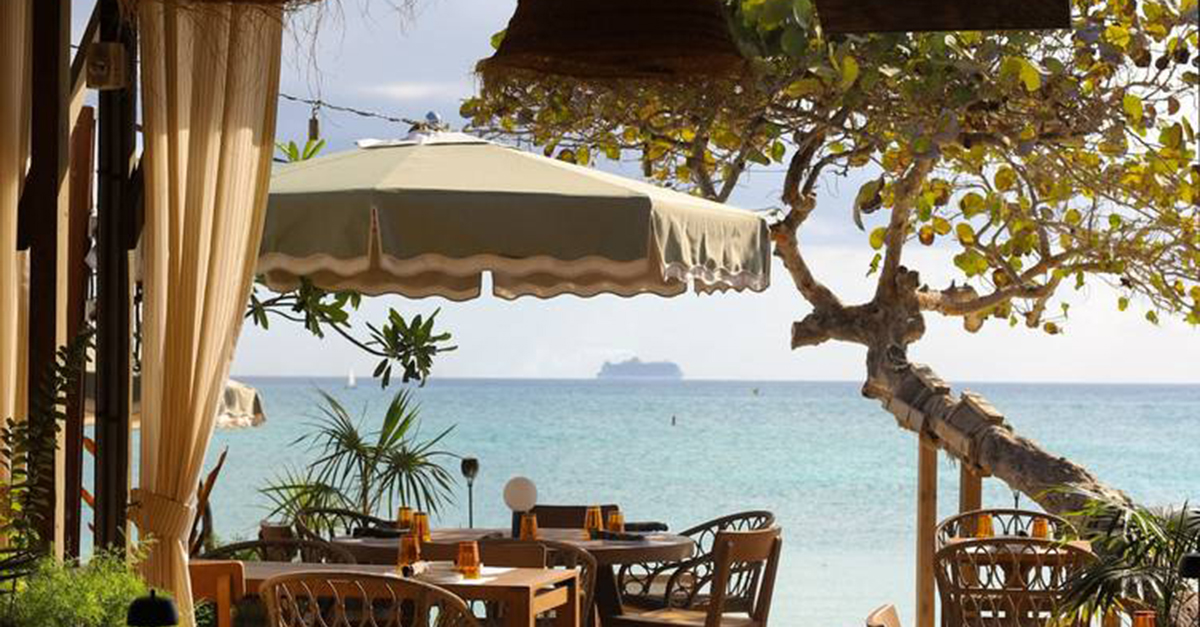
[
  {"xmin": 456, "ymin": 541, "xmax": 481, "ymax": 579},
  {"xmin": 976, "ymin": 514, "xmax": 995, "ymax": 538},
  {"xmin": 519, "ymin": 512, "xmax": 539, "ymax": 540},
  {"xmin": 396, "ymin": 506, "xmax": 414, "ymax": 530},
  {"xmin": 398, "ymin": 534, "xmax": 421, "ymax": 569},
  {"xmin": 584, "ymin": 506, "xmax": 603, "ymax": 536},
  {"xmin": 1031, "ymin": 517, "xmax": 1050, "ymax": 539},
  {"xmin": 414, "ymin": 512, "xmax": 432, "ymax": 542},
  {"xmin": 607, "ymin": 511, "xmax": 625, "ymax": 533}
]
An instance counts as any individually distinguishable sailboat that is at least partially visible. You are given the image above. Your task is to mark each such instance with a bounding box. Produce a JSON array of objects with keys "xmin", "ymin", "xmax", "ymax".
[{"xmin": 346, "ymin": 369, "xmax": 357, "ymax": 389}]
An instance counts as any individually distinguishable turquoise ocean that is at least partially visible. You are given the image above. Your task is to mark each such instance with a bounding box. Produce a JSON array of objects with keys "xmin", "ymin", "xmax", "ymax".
[{"xmin": 93, "ymin": 378, "xmax": 1200, "ymax": 626}]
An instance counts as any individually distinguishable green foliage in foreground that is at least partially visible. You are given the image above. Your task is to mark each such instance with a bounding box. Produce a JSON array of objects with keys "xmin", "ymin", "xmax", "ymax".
[
  {"xmin": 1060, "ymin": 490, "xmax": 1200, "ymax": 622},
  {"xmin": 0, "ymin": 552, "xmax": 148, "ymax": 627},
  {"xmin": 261, "ymin": 389, "xmax": 458, "ymax": 527},
  {"xmin": 1, "ymin": 328, "xmax": 92, "ymax": 555}
]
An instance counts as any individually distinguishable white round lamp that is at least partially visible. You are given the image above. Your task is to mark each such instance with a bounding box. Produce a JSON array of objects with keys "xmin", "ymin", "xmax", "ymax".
[{"xmin": 503, "ymin": 476, "xmax": 538, "ymax": 513}]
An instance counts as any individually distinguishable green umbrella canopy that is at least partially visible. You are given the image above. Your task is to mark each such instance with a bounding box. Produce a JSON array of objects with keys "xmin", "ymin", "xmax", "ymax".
[{"xmin": 259, "ymin": 131, "xmax": 770, "ymax": 300}]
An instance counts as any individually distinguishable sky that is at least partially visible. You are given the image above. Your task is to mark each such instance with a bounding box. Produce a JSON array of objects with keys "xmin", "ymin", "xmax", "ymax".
[{"xmin": 76, "ymin": 0, "xmax": 1200, "ymax": 384}]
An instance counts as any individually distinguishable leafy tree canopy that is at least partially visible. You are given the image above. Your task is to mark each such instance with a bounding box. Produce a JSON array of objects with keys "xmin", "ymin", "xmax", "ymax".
[{"xmin": 464, "ymin": 0, "xmax": 1200, "ymax": 353}]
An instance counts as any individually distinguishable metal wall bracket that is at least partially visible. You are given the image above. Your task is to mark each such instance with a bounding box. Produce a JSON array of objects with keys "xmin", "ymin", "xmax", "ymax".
[{"xmin": 87, "ymin": 41, "xmax": 127, "ymax": 90}]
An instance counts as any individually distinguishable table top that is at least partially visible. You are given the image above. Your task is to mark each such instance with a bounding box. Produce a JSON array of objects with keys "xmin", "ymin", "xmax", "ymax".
[
  {"xmin": 217, "ymin": 560, "xmax": 578, "ymax": 595},
  {"xmin": 944, "ymin": 537, "xmax": 1092, "ymax": 551},
  {"xmin": 333, "ymin": 527, "xmax": 696, "ymax": 566}
]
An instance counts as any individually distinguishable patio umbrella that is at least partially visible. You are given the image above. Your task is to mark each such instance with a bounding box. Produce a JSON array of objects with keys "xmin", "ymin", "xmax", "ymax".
[{"xmin": 258, "ymin": 130, "xmax": 770, "ymax": 300}]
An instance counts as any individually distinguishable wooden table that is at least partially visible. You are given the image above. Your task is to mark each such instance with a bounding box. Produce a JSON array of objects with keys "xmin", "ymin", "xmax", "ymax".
[
  {"xmin": 945, "ymin": 538, "xmax": 1093, "ymax": 587},
  {"xmin": 212, "ymin": 560, "xmax": 580, "ymax": 627},
  {"xmin": 333, "ymin": 528, "xmax": 696, "ymax": 626}
]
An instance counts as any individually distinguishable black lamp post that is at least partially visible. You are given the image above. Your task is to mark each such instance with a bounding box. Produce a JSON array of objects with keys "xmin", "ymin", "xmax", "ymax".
[
  {"xmin": 461, "ymin": 457, "xmax": 479, "ymax": 528},
  {"xmin": 1181, "ymin": 553, "xmax": 1200, "ymax": 627},
  {"xmin": 127, "ymin": 589, "xmax": 178, "ymax": 627}
]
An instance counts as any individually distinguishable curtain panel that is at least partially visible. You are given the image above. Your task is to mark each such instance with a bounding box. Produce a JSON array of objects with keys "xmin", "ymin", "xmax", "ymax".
[
  {"xmin": 132, "ymin": 1, "xmax": 282, "ymax": 621},
  {"xmin": 1, "ymin": 1, "xmax": 31, "ymax": 440}
]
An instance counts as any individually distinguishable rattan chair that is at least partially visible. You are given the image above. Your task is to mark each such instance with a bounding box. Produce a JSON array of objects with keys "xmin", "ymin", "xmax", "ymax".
[
  {"xmin": 618, "ymin": 510, "xmax": 775, "ymax": 611},
  {"xmin": 262, "ymin": 571, "xmax": 481, "ymax": 627},
  {"xmin": 199, "ymin": 538, "xmax": 356, "ymax": 565},
  {"xmin": 934, "ymin": 537, "xmax": 1094, "ymax": 627},
  {"xmin": 936, "ymin": 510, "xmax": 1075, "ymax": 549},
  {"xmin": 294, "ymin": 507, "xmax": 399, "ymax": 542},
  {"xmin": 510, "ymin": 504, "xmax": 621, "ymax": 533},
  {"xmin": 611, "ymin": 526, "xmax": 782, "ymax": 627}
]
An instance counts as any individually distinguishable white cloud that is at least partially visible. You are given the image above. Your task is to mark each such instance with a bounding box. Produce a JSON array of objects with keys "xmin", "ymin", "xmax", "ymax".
[{"xmin": 361, "ymin": 81, "xmax": 471, "ymax": 102}]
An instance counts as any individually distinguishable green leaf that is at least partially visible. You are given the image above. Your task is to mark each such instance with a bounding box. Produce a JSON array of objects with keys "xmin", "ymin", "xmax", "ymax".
[
  {"xmin": 489, "ymin": 29, "xmax": 507, "ymax": 50},
  {"xmin": 781, "ymin": 25, "xmax": 808, "ymax": 58},
  {"xmin": 1122, "ymin": 94, "xmax": 1143, "ymax": 125},
  {"xmin": 784, "ymin": 78, "xmax": 824, "ymax": 98},
  {"xmin": 994, "ymin": 167, "xmax": 1017, "ymax": 192},
  {"xmin": 770, "ymin": 141, "xmax": 787, "ymax": 162},
  {"xmin": 1159, "ymin": 124, "xmax": 1183, "ymax": 150},
  {"xmin": 840, "ymin": 55, "xmax": 860, "ymax": 90},
  {"xmin": 932, "ymin": 217, "xmax": 951, "ymax": 235},
  {"xmin": 960, "ymin": 192, "xmax": 985, "ymax": 217},
  {"xmin": 1104, "ymin": 24, "xmax": 1132, "ymax": 49},
  {"xmin": 1018, "ymin": 60, "xmax": 1042, "ymax": 92},
  {"xmin": 1118, "ymin": 296, "xmax": 1130, "ymax": 312},
  {"xmin": 953, "ymin": 250, "xmax": 989, "ymax": 276},
  {"xmin": 869, "ymin": 227, "xmax": 888, "ymax": 250},
  {"xmin": 956, "ymin": 223, "xmax": 976, "ymax": 245}
]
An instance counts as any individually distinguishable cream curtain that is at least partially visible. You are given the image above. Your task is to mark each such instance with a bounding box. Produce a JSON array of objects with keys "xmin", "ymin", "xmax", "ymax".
[
  {"xmin": 1, "ymin": 1, "xmax": 31, "ymax": 437},
  {"xmin": 131, "ymin": 1, "xmax": 282, "ymax": 622}
]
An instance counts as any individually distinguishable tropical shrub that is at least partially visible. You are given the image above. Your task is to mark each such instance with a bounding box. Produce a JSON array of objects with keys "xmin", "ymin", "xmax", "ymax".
[
  {"xmin": 0, "ymin": 551, "xmax": 148, "ymax": 627},
  {"xmin": 1060, "ymin": 492, "xmax": 1200, "ymax": 624},
  {"xmin": 261, "ymin": 389, "xmax": 457, "ymax": 529}
]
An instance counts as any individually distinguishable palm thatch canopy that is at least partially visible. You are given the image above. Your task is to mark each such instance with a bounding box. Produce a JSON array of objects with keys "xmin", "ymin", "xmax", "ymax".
[
  {"xmin": 813, "ymin": 0, "xmax": 1070, "ymax": 33},
  {"xmin": 478, "ymin": 0, "xmax": 746, "ymax": 81}
]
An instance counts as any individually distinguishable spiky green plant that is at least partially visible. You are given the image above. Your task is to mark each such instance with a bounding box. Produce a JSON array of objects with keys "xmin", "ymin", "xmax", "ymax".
[
  {"xmin": 261, "ymin": 389, "xmax": 456, "ymax": 528},
  {"xmin": 1058, "ymin": 489, "xmax": 1200, "ymax": 624}
]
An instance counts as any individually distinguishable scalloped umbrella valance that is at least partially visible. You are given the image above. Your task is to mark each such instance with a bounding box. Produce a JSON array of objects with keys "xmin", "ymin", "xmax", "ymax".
[{"xmin": 258, "ymin": 130, "xmax": 770, "ymax": 300}]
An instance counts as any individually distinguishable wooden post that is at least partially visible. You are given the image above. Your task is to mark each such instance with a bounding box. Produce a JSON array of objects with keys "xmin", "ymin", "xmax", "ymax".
[
  {"xmin": 94, "ymin": 0, "xmax": 136, "ymax": 553},
  {"xmin": 28, "ymin": 0, "xmax": 71, "ymax": 552},
  {"xmin": 916, "ymin": 434, "xmax": 938, "ymax": 627},
  {"xmin": 63, "ymin": 106, "xmax": 95, "ymax": 560},
  {"xmin": 959, "ymin": 464, "xmax": 983, "ymax": 513}
]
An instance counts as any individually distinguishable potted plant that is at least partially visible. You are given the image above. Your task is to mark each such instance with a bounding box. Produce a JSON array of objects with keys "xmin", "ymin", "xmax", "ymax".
[
  {"xmin": 1059, "ymin": 491, "xmax": 1200, "ymax": 627},
  {"xmin": 260, "ymin": 389, "xmax": 457, "ymax": 533}
]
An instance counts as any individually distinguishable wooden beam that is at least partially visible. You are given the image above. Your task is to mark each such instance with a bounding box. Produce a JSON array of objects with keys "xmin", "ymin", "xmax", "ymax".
[
  {"xmin": 29, "ymin": 0, "xmax": 71, "ymax": 552},
  {"xmin": 959, "ymin": 464, "xmax": 983, "ymax": 513},
  {"xmin": 63, "ymin": 106, "xmax": 95, "ymax": 561},
  {"xmin": 93, "ymin": 0, "xmax": 136, "ymax": 553},
  {"xmin": 916, "ymin": 434, "xmax": 938, "ymax": 627}
]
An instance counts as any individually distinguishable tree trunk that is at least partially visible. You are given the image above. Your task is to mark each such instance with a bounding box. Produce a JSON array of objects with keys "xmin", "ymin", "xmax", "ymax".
[{"xmin": 862, "ymin": 359, "xmax": 1130, "ymax": 516}]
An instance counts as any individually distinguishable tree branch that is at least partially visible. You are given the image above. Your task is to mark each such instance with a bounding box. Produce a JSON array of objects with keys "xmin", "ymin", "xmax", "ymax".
[{"xmin": 875, "ymin": 159, "xmax": 933, "ymax": 302}]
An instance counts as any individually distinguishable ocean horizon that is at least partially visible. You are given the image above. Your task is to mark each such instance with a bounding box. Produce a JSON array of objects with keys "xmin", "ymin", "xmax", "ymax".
[
  {"xmin": 232, "ymin": 374, "xmax": 1200, "ymax": 386},
  {"xmin": 90, "ymin": 377, "xmax": 1200, "ymax": 625}
]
